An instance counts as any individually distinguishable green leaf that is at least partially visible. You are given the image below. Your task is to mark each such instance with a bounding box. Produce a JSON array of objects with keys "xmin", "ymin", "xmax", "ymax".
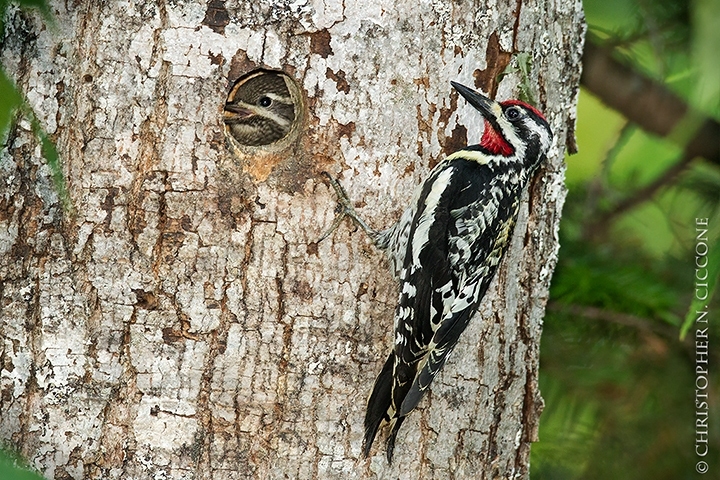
[
  {"xmin": 0, "ymin": 0, "xmax": 54, "ymax": 34},
  {"xmin": 692, "ymin": 0, "xmax": 720, "ymax": 110},
  {"xmin": 0, "ymin": 69, "xmax": 24, "ymax": 138},
  {"xmin": 13, "ymin": 0, "xmax": 53, "ymax": 23},
  {"xmin": 1, "ymin": 0, "xmax": 69, "ymax": 211},
  {"xmin": 0, "ymin": 448, "xmax": 45, "ymax": 480},
  {"xmin": 532, "ymin": 377, "xmax": 599, "ymax": 478},
  {"xmin": 28, "ymin": 111, "xmax": 71, "ymax": 211}
]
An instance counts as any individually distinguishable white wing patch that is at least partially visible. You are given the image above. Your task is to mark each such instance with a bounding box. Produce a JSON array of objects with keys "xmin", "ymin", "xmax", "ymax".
[{"xmin": 411, "ymin": 167, "xmax": 456, "ymax": 268}]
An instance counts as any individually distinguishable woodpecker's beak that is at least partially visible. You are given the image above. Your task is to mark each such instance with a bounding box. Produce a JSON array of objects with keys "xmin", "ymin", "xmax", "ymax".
[
  {"xmin": 223, "ymin": 103, "xmax": 254, "ymax": 123},
  {"xmin": 451, "ymin": 81, "xmax": 501, "ymax": 121}
]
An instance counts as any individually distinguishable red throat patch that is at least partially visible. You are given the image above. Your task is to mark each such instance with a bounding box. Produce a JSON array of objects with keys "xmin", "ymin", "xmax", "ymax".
[{"xmin": 480, "ymin": 120, "xmax": 513, "ymax": 156}]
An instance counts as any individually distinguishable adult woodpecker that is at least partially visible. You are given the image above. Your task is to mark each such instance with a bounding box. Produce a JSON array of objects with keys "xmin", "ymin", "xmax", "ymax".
[
  {"xmin": 224, "ymin": 71, "xmax": 297, "ymax": 146},
  {"xmin": 320, "ymin": 81, "xmax": 553, "ymax": 461}
]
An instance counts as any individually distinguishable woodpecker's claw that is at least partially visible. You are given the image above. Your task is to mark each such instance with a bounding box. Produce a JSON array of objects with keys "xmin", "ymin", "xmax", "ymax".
[{"xmin": 318, "ymin": 172, "xmax": 375, "ymax": 243}]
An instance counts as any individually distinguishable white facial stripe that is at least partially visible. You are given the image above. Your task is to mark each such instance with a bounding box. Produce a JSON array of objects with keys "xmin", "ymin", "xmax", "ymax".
[
  {"xmin": 236, "ymin": 100, "xmax": 292, "ymax": 127},
  {"xmin": 536, "ymin": 120, "xmax": 552, "ymax": 151},
  {"xmin": 261, "ymin": 108, "xmax": 292, "ymax": 127},
  {"xmin": 265, "ymin": 92, "xmax": 293, "ymax": 104},
  {"xmin": 496, "ymin": 115, "xmax": 522, "ymax": 149}
]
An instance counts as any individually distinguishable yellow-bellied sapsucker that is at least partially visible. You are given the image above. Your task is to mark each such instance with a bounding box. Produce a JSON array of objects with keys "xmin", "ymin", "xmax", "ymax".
[{"xmin": 321, "ymin": 81, "xmax": 553, "ymax": 462}]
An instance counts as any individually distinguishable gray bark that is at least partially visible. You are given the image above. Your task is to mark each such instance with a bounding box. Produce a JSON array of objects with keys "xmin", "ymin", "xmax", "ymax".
[{"xmin": 0, "ymin": 1, "xmax": 584, "ymax": 478}]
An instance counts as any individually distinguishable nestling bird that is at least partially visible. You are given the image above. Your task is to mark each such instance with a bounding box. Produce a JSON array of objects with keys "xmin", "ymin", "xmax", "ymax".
[
  {"xmin": 224, "ymin": 71, "xmax": 297, "ymax": 146},
  {"xmin": 320, "ymin": 82, "xmax": 553, "ymax": 461}
]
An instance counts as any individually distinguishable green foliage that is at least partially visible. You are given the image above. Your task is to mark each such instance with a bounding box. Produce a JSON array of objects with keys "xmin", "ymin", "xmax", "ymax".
[
  {"xmin": 0, "ymin": 448, "xmax": 44, "ymax": 480},
  {"xmin": 677, "ymin": 165, "xmax": 720, "ymax": 339},
  {"xmin": 502, "ymin": 52, "xmax": 537, "ymax": 106},
  {"xmin": 29, "ymin": 106, "xmax": 70, "ymax": 210},
  {"xmin": 531, "ymin": 377, "xmax": 599, "ymax": 479},
  {"xmin": 0, "ymin": 0, "xmax": 68, "ymax": 210},
  {"xmin": 691, "ymin": 0, "xmax": 720, "ymax": 106},
  {"xmin": 587, "ymin": 0, "xmax": 719, "ymax": 115},
  {"xmin": 680, "ymin": 162, "xmax": 720, "ymax": 208},
  {"xmin": 680, "ymin": 229, "xmax": 720, "ymax": 339},
  {"xmin": 536, "ymin": 305, "xmax": 712, "ymax": 480},
  {"xmin": 0, "ymin": 69, "xmax": 23, "ymax": 137},
  {"xmin": 0, "ymin": 0, "xmax": 53, "ymax": 32},
  {"xmin": 533, "ymin": 0, "xmax": 720, "ymax": 477},
  {"xmin": 551, "ymin": 235, "xmax": 682, "ymax": 326}
]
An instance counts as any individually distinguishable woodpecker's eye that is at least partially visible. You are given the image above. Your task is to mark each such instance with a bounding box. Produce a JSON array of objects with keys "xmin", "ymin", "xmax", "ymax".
[
  {"xmin": 259, "ymin": 96, "xmax": 272, "ymax": 107},
  {"xmin": 505, "ymin": 107, "xmax": 521, "ymax": 120}
]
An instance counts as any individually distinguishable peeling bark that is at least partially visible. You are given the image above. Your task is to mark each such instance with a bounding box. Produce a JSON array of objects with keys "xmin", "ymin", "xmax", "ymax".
[{"xmin": 0, "ymin": 1, "xmax": 584, "ymax": 479}]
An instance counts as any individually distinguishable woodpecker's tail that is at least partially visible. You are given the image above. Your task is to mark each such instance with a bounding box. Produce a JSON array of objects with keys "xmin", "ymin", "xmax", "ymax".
[
  {"xmin": 363, "ymin": 353, "xmax": 394, "ymax": 457},
  {"xmin": 385, "ymin": 415, "xmax": 405, "ymax": 462}
]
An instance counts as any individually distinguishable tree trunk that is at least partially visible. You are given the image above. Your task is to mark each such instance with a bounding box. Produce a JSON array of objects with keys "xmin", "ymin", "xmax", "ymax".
[{"xmin": 0, "ymin": 1, "xmax": 584, "ymax": 478}]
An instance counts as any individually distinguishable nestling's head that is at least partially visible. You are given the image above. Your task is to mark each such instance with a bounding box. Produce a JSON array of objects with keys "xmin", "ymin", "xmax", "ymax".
[{"xmin": 224, "ymin": 71, "xmax": 297, "ymax": 146}]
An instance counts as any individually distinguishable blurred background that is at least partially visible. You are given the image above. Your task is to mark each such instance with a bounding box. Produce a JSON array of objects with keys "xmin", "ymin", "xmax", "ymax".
[
  {"xmin": 1, "ymin": 0, "xmax": 719, "ymax": 478},
  {"xmin": 531, "ymin": 0, "xmax": 720, "ymax": 478}
]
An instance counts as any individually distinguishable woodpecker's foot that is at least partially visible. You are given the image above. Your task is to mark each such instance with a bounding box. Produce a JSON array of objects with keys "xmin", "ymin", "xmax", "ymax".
[{"xmin": 318, "ymin": 172, "xmax": 375, "ymax": 243}]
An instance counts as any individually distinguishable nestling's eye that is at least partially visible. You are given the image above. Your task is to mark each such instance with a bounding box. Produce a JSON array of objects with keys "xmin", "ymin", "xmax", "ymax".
[
  {"xmin": 505, "ymin": 107, "xmax": 520, "ymax": 120},
  {"xmin": 259, "ymin": 96, "xmax": 272, "ymax": 107}
]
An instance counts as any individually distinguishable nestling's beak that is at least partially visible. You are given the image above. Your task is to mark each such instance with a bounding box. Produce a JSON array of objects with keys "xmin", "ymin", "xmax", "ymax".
[
  {"xmin": 451, "ymin": 81, "xmax": 501, "ymax": 121},
  {"xmin": 223, "ymin": 103, "xmax": 253, "ymax": 123}
]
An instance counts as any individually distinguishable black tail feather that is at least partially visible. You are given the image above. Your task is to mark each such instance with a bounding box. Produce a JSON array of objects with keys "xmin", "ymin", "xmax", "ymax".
[
  {"xmin": 385, "ymin": 415, "xmax": 405, "ymax": 463},
  {"xmin": 363, "ymin": 353, "xmax": 394, "ymax": 457}
]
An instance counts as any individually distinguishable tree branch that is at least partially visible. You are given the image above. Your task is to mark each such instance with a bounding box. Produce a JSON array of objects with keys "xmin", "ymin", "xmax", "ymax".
[
  {"xmin": 581, "ymin": 42, "xmax": 720, "ymax": 166},
  {"xmin": 587, "ymin": 150, "xmax": 694, "ymax": 238},
  {"xmin": 547, "ymin": 301, "xmax": 678, "ymax": 340}
]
